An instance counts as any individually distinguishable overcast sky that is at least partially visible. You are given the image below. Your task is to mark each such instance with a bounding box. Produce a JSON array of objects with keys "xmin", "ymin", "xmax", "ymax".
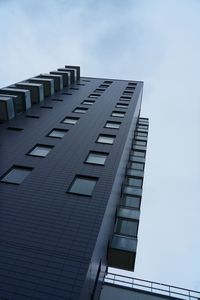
[{"xmin": 0, "ymin": 0, "xmax": 200, "ymax": 292}]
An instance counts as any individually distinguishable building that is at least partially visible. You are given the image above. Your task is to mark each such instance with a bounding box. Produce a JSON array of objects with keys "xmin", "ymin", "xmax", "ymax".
[{"xmin": 0, "ymin": 65, "xmax": 148, "ymax": 300}]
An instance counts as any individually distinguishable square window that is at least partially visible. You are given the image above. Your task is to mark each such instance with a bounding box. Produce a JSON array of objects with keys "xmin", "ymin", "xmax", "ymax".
[
  {"xmin": 116, "ymin": 103, "xmax": 129, "ymax": 109},
  {"xmin": 1, "ymin": 166, "xmax": 33, "ymax": 184},
  {"xmin": 105, "ymin": 121, "xmax": 121, "ymax": 129},
  {"xmin": 85, "ymin": 151, "xmax": 108, "ymax": 165},
  {"xmin": 82, "ymin": 100, "xmax": 95, "ymax": 105},
  {"xmin": 48, "ymin": 129, "xmax": 68, "ymax": 138},
  {"xmin": 68, "ymin": 175, "xmax": 98, "ymax": 196},
  {"xmin": 97, "ymin": 134, "xmax": 115, "ymax": 145},
  {"xmin": 62, "ymin": 117, "xmax": 79, "ymax": 124},
  {"xmin": 73, "ymin": 107, "xmax": 88, "ymax": 114},
  {"xmin": 111, "ymin": 111, "xmax": 125, "ymax": 118},
  {"xmin": 28, "ymin": 144, "xmax": 53, "ymax": 157}
]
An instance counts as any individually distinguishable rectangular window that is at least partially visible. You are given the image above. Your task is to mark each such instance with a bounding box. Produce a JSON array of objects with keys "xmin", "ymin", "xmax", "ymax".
[
  {"xmin": 52, "ymin": 98, "xmax": 63, "ymax": 101},
  {"xmin": 105, "ymin": 121, "xmax": 121, "ymax": 129},
  {"xmin": 7, "ymin": 127, "xmax": 23, "ymax": 131},
  {"xmin": 130, "ymin": 162, "xmax": 144, "ymax": 171},
  {"xmin": 1, "ymin": 165, "xmax": 33, "ymax": 184},
  {"xmin": 68, "ymin": 175, "xmax": 98, "ymax": 196},
  {"xmin": 135, "ymin": 131, "xmax": 148, "ymax": 137},
  {"xmin": 82, "ymin": 100, "xmax": 95, "ymax": 105},
  {"xmin": 132, "ymin": 150, "xmax": 145, "ymax": 158},
  {"xmin": 116, "ymin": 103, "xmax": 129, "ymax": 109},
  {"xmin": 127, "ymin": 177, "xmax": 143, "ymax": 188},
  {"xmin": 26, "ymin": 115, "xmax": 40, "ymax": 119},
  {"xmin": 73, "ymin": 107, "xmax": 88, "ymax": 114},
  {"xmin": 48, "ymin": 128, "xmax": 68, "ymax": 138},
  {"xmin": 94, "ymin": 88, "xmax": 105, "ymax": 93},
  {"xmin": 88, "ymin": 93, "xmax": 100, "ymax": 98},
  {"xmin": 28, "ymin": 144, "xmax": 53, "ymax": 157},
  {"xmin": 120, "ymin": 96, "xmax": 131, "ymax": 100},
  {"xmin": 134, "ymin": 140, "xmax": 147, "ymax": 147},
  {"xmin": 85, "ymin": 151, "xmax": 108, "ymax": 165},
  {"xmin": 122, "ymin": 195, "xmax": 141, "ymax": 209},
  {"xmin": 111, "ymin": 111, "xmax": 125, "ymax": 118},
  {"xmin": 62, "ymin": 92, "xmax": 72, "ymax": 95},
  {"xmin": 70, "ymin": 87, "xmax": 79, "ymax": 90},
  {"xmin": 128, "ymin": 82, "xmax": 137, "ymax": 86},
  {"xmin": 137, "ymin": 125, "xmax": 148, "ymax": 130},
  {"xmin": 123, "ymin": 91, "xmax": 133, "ymax": 95},
  {"xmin": 40, "ymin": 106, "xmax": 53, "ymax": 109},
  {"xmin": 97, "ymin": 134, "xmax": 115, "ymax": 145},
  {"xmin": 99, "ymin": 84, "xmax": 109, "ymax": 88},
  {"xmin": 103, "ymin": 80, "xmax": 112, "ymax": 84},
  {"xmin": 62, "ymin": 116, "xmax": 79, "ymax": 124},
  {"xmin": 125, "ymin": 86, "xmax": 135, "ymax": 90}
]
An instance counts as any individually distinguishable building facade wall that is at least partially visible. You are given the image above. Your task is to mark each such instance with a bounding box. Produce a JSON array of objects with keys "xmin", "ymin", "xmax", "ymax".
[{"xmin": 0, "ymin": 77, "xmax": 142, "ymax": 299}]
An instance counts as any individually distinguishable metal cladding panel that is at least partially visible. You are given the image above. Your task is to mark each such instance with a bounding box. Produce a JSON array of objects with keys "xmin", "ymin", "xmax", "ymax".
[{"xmin": 0, "ymin": 77, "xmax": 143, "ymax": 300}]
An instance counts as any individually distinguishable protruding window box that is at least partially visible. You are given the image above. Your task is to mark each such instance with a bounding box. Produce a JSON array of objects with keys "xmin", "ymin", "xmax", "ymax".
[
  {"xmin": 58, "ymin": 68, "xmax": 75, "ymax": 83},
  {"xmin": 38, "ymin": 74, "xmax": 63, "ymax": 92},
  {"xmin": 15, "ymin": 82, "xmax": 44, "ymax": 103},
  {"xmin": 127, "ymin": 169, "xmax": 144, "ymax": 178},
  {"xmin": 28, "ymin": 78, "xmax": 54, "ymax": 97},
  {"xmin": 108, "ymin": 235, "xmax": 137, "ymax": 271},
  {"xmin": 129, "ymin": 156, "xmax": 145, "ymax": 163},
  {"xmin": 0, "ymin": 96, "xmax": 15, "ymax": 121},
  {"xmin": 65, "ymin": 65, "xmax": 80, "ymax": 80},
  {"xmin": 135, "ymin": 135, "xmax": 148, "ymax": 141},
  {"xmin": 117, "ymin": 207, "xmax": 140, "ymax": 221},
  {"xmin": 50, "ymin": 71, "xmax": 69, "ymax": 86},
  {"xmin": 132, "ymin": 144, "xmax": 146, "ymax": 151},
  {"xmin": 123, "ymin": 185, "xmax": 142, "ymax": 197},
  {"xmin": 0, "ymin": 88, "xmax": 31, "ymax": 112}
]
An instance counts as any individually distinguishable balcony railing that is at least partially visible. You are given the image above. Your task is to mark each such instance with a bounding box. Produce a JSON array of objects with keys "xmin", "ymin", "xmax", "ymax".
[{"xmin": 105, "ymin": 272, "xmax": 200, "ymax": 300}]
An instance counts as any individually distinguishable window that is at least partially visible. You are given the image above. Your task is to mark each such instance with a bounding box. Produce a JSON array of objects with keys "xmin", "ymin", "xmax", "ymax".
[
  {"xmin": 62, "ymin": 116, "xmax": 79, "ymax": 124},
  {"xmin": 137, "ymin": 125, "xmax": 148, "ymax": 130},
  {"xmin": 125, "ymin": 86, "xmax": 135, "ymax": 90},
  {"xmin": 116, "ymin": 103, "xmax": 129, "ymax": 109},
  {"xmin": 105, "ymin": 121, "xmax": 121, "ymax": 129},
  {"xmin": 62, "ymin": 92, "xmax": 72, "ymax": 95},
  {"xmin": 134, "ymin": 140, "xmax": 147, "ymax": 147},
  {"xmin": 82, "ymin": 100, "xmax": 95, "ymax": 105},
  {"xmin": 127, "ymin": 177, "xmax": 143, "ymax": 188},
  {"xmin": 26, "ymin": 115, "xmax": 40, "ymax": 119},
  {"xmin": 1, "ymin": 166, "xmax": 33, "ymax": 184},
  {"xmin": 122, "ymin": 195, "xmax": 141, "ymax": 209},
  {"xmin": 130, "ymin": 162, "xmax": 144, "ymax": 171},
  {"xmin": 7, "ymin": 127, "xmax": 23, "ymax": 131},
  {"xmin": 40, "ymin": 106, "xmax": 53, "ymax": 109},
  {"xmin": 123, "ymin": 91, "xmax": 133, "ymax": 95},
  {"xmin": 76, "ymin": 83, "xmax": 85, "ymax": 86},
  {"xmin": 135, "ymin": 131, "xmax": 147, "ymax": 137},
  {"xmin": 111, "ymin": 111, "xmax": 125, "ymax": 118},
  {"xmin": 28, "ymin": 144, "xmax": 53, "ymax": 157},
  {"xmin": 70, "ymin": 87, "xmax": 79, "ymax": 90},
  {"xmin": 120, "ymin": 96, "xmax": 131, "ymax": 100},
  {"xmin": 88, "ymin": 93, "xmax": 100, "ymax": 98},
  {"xmin": 52, "ymin": 98, "xmax": 63, "ymax": 102},
  {"xmin": 94, "ymin": 88, "xmax": 105, "ymax": 93},
  {"xmin": 68, "ymin": 175, "xmax": 98, "ymax": 196},
  {"xmin": 115, "ymin": 219, "xmax": 138, "ymax": 237},
  {"xmin": 128, "ymin": 82, "xmax": 137, "ymax": 86},
  {"xmin": 132, "ymin": 150, "xmax": 145, "ymax": 158},
  {"xmin": 99, "ymin": 84, "xmax": 109, "ymax": 88},
  {"xmin": 48, "ymin": 129, "xmax": 68, "ymax": 139},
  {"xmin": 85, "ymin": 151, "xmax": 108, "ymax": 165},
  {"xmin": 97, "ymin": 134, "xmax": 115, "ymax": 145},
  {"xmin": 103, "ymin": 80, "xmax": 112, "ymax": 84},
  {"xmin": 73, "ymin": 107, "xmax": 88, "ymax": 114}
]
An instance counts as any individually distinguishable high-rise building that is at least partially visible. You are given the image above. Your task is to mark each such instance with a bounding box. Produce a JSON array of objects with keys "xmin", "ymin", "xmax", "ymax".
[{"xmin": 0, "ymin": 65, "xmax": 149, "ymax": 300}]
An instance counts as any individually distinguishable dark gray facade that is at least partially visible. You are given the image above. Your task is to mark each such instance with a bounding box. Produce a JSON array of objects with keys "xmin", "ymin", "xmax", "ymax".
[{"xmin": 0, "ymin": 69, "xmax": 143, "ymax": 300}]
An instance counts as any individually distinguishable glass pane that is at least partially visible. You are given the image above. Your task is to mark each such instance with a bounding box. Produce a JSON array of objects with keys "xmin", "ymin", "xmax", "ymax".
[
  {"xmin": 1, "ymin": 166, "xmax": 32, "ymax": 184},
  {"xmin": 82, "ymin": 101, "xmax": 94, "ymax": 105},
  {"xmin": 135, "ymin": 140, "xmax": 146, "ymax": 146},
  {"xmin": 69, "ymin": 176, "xmax": 97, "ymax": 196},
  {"xmin": 105, "ymin": 122, "xmax": 120, "ymax": 129},
  {"xmin": 48, "ymin": 129, "xmax": 66, "ymax": 138},
  {"xmin": 127, "ymin": 177, "xmax": 142, "ymax": 188},
  {"xmin": 97, "ymin": 135, "xmax": 114, "ymax": 144},
  {"xmin": 116, "ymin": 104, "xmax": 128, "ymax": 108},
  {"xmin": 63, "ymin": 117, "xmax": 78, "ymax": 124},
  {"xmin": 29, "ymin": 145, "xmax": 52, "ymax": 157},
  {"xmin": 86, "ymin": 152, "xmax": 107, "ymax": 165}
]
